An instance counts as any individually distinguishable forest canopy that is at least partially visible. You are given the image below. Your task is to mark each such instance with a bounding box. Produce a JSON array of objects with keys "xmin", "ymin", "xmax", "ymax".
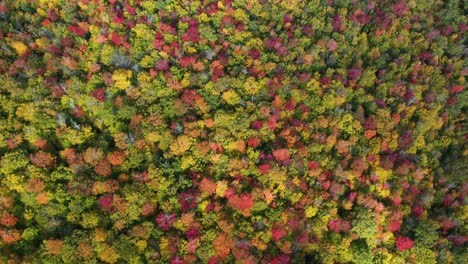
[{"xmin": 0, "ymin": 0, "xmax": 466, "ymax": 263}]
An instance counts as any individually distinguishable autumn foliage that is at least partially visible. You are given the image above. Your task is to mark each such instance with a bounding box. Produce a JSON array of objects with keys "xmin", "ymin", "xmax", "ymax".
[{"xmin": 0, "ymin": 0, "xmax": 466, "ymax": 263}]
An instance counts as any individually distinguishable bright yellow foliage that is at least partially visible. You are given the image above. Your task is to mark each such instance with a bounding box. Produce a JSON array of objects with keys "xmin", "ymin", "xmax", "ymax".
[
  {"xmin": 375, "ymin": 167, "xmax": 392, "ymax": 183},
  {"xmin": 244, "ymin": 77, "xmax": 261, "ymax": 95},
  {"xmin": 135, "ymin": 240, "xmax": 147, "ymax": 252},
  {"xmin": 5, "ymin": 174, "xmax": 25, "ymax": 193},
  {"xmin": 94, "ymin": 228, "xmax": 107, "ymax": 242},
  {"xmin": 159, "ymin": 237, "xmax": 170, "ymax": 258},
  {"xmin": 215, "ymin": 181, "xmax": 228, "ymax": 197},
  {"xmin": 305, "ymin": 206, "xmax": 318, "ymax": 218},
  {"xmin": 10, "ymin": 41, "xmax": 28, "ymax": 56},
  {"xmin": 181, "ymin": 155, "xmax": 195, "ymax": 170},
  {"xmin": 98, "ymin": 244, "xmax": 119, "ymax": 264},
  {"xmin": 170, "ymin": 135, "xmax": 191, "ymax": 156},
  {"xmin": 112, "ymin": 69, "xmax": 132, "ymax": 91},
  {"xmin": 199, "ymin": 13, "xmax": 209, "ymax": 22},
  {"xmin": 35, "ymin": 37, "xmax": 49, "ymax": 51},
  {"xmin": 222, "ymin": 90, "xmax": 241, "ymax": 105},
  {"xmin": 290, "ymin": 192, "xmax": 303, "ymax": 204}
]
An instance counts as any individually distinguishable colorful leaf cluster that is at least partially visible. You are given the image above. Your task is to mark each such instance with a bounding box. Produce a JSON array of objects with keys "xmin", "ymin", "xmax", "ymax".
[{"xmin": 0, "ymin": 0, "xmax": 466, "ymax": 263}]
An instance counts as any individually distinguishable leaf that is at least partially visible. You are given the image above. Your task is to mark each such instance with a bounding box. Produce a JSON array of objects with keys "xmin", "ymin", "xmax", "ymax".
[
  {"xmin": 247, "ymin": 137, "xmax": 261, "ymax": 148},
  {"xmin": 25, "ymin": 178, "xmax": 45, "ymax": 193},
  {"xmin": 180, "ymin": 56, "xmax": 197, "ymax": 68},
  {"xmin": 69, "ymin": 25, "xmax": 85, "ymax": 36},
  {"xmin": 30, "ymin": 151, "xmax": 56, "ymax": 168},
  {"xmin": 46, "ymin": 239, "xmax": 64, "ymax": 255},
  {"xmin": 141, "ymin": 202, "xmax": 156, "ymax": 216},
  {"xmin": 258, "ymin": 164, "xmax": 270, "ymax": 174},
  {"xmin": 170, "ymin": 135, "xmax": 191, "ymax": 156},
  {"xmin": 272, "ymin": 149, "xmax": 290, "ymax": 162},
  {"xmin": 111, "ymin": 32, "xmax": 121, "ymax": 45},
  {"xmin": 61, "ymin": 56, "xmax": 79, "ymax": 70},
  {"xmin": 271, "ymin": 228, "xmax": 287, "ymax": 242},
  {"xmin": 328, "ymin": 219, "xmax": 351, "ymax": 232},
  {"xmin": 211, "ymin": 153, "xmax": 222, "ymax": 164},
  {"xmin": 83, "ymin": 148, "xmax": 103, "ymax": 166},
  {"xmin": 0, "ymin": 229, "xmax": 21, "ymax": 244},
  {"xmin": 305, "ymin": 206, "xmax": 318, "ymax": 218},
  {"xmin": 10, "ymin": 41, "xmax": 28, "ymax": 56},
  {"xmin": 98, "ymin": 244, "xmax": 119, "ymax": 264},
  {"xmin": 200, "ymin": 178, "xmax": 217, "ymax": 196},
  {"xmin": 236, "ymin": 140, "xmax": 246, "ymax": 153},
  {"xmin": 450, "ymin": 85, "xmax": 463, "ymax": 94},
  {"xmin": 395, "ymin": 236, "xmax": 414, "ymax": 251},
  {"xmin": 336, "ymin": 140, "xmax": 349, "ymax": 154},
  {"xmin": 215, "ymin": 181, "xmax": 228, "ymax": 197},
  {"xmin": 155, "ymin": 212, "xmax": 177, "ymax": 231},
  {"xmin": 195, "ymin": 142, "xmax": 211, "ymax": 155},
  {"xmin": 272, "ymin": 95, "xmax": 283, "ymax": 109},
  {"xmin": 364, "ymin": 129, "xmax": 376, "ymax": 139},
  {"xmin": 36, "ymin": 192, "xmax": 49, "ymax": 205},
  {"xmin": 330, "ymin": 182, "xmax": 345, "ymax": 196},
  {"xmin": 107, "ymin": 151, "xmax": 126, "ymax": 166},
  {"xmin": 268, "ymin": 114, "xmax": 280, "ymax": 130},
  {"xmin": 387, "ymin": 220, "xmax": 401, "ymax": 232},
  {"xmin": 222, "ymin": 90, "xmax": 241, "ymax": 105},
  {"xmin": 327, "ymin": 39, "xmax": 338, "ymax": 51},
  {"xmin": 186, "ymin": 238, "xmax": 199, "ymax": 254},
  {"xmin": 111, "ymin": 69, "xmax": 132, "ymax": 91},
  {"xmin": 251, "ymin": 236, "xmax": 267, "ymax": 250},
  {"xmin": 178, "ymin": 189, "xmax": 198, "ymax": 211},
  {"xmin": 412, "ymin": 204, "xmax": 424, "ymax": 218},
  {"xmin": 0, "ymin": 212, "xmax": 18, "ymax": 227},
  {"xmin": 192, "ymin": 61, "xmax": 205, "ymax": 71},
  {"xmin": 90, "ymin": 88, "xmax": 106, "ymax": 102},
  {"xmin": 213, "ymin": 233, "xmax": 233, "ymax": 259},
  {"xmin": 218, "ymin": 220, "xmax": 234, "ymax": 234},
  {"xmin": 77, "ymin": 241, "xmax": 93, "ymax": 258},
  {"xmin": 263, "ymin": 189, "xmax": 275, "ymax": 205},
  {"xmin": 94, "ymin": 159, "xmax": 112, "ymax": 177},
  {"xmin": 228, "ymin": 193, "xmax": 254, "ymax": 216},
  {"xmin": 180, "ymin": 213, "xmax": 195, "ymax": 228},
  {"xmin": 99, "ymin": 195, "xmax": 115, "ymax": 214}
]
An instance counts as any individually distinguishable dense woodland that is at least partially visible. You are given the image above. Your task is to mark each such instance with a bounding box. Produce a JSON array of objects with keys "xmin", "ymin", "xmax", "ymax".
[{"xmin": 0, "ymin": 0, "xmax": 466, "ymax": 263}]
